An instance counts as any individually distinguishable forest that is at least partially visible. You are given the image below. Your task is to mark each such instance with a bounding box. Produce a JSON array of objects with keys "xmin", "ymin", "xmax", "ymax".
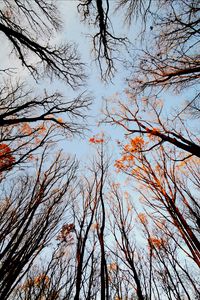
[{"xmin": 0, "ymin": 0, "xmax": 199, "ymax": 299}]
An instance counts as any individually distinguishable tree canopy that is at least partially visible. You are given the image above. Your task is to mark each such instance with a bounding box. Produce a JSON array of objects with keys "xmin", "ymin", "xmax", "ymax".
[{"xmin": 0, "ymin": 1, "xmax": 199, "ymax": 299}]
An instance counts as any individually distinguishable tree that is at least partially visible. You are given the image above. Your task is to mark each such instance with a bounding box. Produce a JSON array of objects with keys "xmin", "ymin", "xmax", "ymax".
[
  {"xmin": 0, "ymin": 0, "xmax": 85, "ymax": 86},
  {"xmin": 114, "ymin": 133, "xmax": 200, "ymax": 262},
  {"xmin": 0, "ymin": 80, "xmax": 91, "ymax": 174},
  {"xmin": 77, "ymin": 0, "xmax": 128, "ymax": 80},
  {"xmin": 77, "ymin": 0, "xmax": 200, "ymax": 95},
  {"xmin": 0, "ymin": 0, "xmax": 92, "ymax": 174},
  {"xmin": 0, "ymin": 148, "xmax": 78, "ymax": 300},
  {"xmin": 6, "ymin": 138, "xmax": 110, "ymax": 300},
  {"xmin": 107, "ymin": 179, "xmax": 200, "ymax": 299},
  {"xmin": 102, "ymin": 1, "xmax": 200, "ymax": 269},
  {"xmin": 105, "ymin": 96, "xmax": 200, "ymax": 159},
  {"xmin": 100, "ymin": 0, "xmax": 200, "ymax": 298},
  {"xmin": 0, "ymin": 1, "xmax": 89, "ymax": 299},
  {"xmin": 0, "ymin": 1, "xmax": 200, "ymax": 299},
  {"xmin": 114, "ymin": 0, "xmax": 200, "ymax": 116}
]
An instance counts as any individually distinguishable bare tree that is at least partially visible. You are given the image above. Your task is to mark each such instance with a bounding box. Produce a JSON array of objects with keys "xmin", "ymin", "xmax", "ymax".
[
  {"xmin": 0, "ymin": 147, "xmax": 78, "ymax": 300},
  {"xmin": 0, "ymin": 0, "xmax": 85, "ymax": 86},
  {"xmin": 108, "ymin": 185, "xmax": 145, "ymax": 300},
  {"xmin": 77, "ymin": 0, "xmax": 128, "ymax": 81}
]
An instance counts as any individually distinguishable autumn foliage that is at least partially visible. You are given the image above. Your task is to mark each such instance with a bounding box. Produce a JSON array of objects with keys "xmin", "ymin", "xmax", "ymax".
[
  {"xmin": 89, "ymin": 136, "xmax": 104, "ymax": 144},
  {"xmin": 0, "ymin": 143, "xmax": 15, "ymax": 172}
]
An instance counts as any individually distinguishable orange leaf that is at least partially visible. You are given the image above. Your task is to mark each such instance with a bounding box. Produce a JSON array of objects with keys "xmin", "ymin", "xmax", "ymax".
[
  {"xmin": 21, "ymin": 123, "xmax": 32, "ymax": 135},
  {"xmin": 0, "ymin": 144, "xmax": 15, "ymax": 171}
]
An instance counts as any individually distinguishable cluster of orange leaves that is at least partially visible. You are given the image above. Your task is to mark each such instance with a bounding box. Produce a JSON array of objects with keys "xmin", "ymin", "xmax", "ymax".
[
  {"xmin": 57, "ymin": 117, "xmax": 63, "ymax": 123},
  {"xmin": 108, "ymin": 262, "xmax": 118, "ymax": 272},
  {"xmin": 138, "ymin": 213, "xmax": 148, "ymax": 225},
  {"xmin": 34, "ymin": 274, "xmax": 49, "ymax": 287},
  {"xmin": 148, "ymin": 236, "xmax": 166, "ymax": 250},
  {"xmin": 56, "ymin": 223, "xmax": 75, "ymax": 242},
  {"xmin": 124, "ymin": 136, "xmax": 145, "ymax": 152},
  {"xmin": 114, "ymin": 136, "xmax": 145, "ymax": 171},
  {"xmin": 22, "ymin": 273, "xmax": 49, "ymax": 290},
  {"xmin": 21, "ymin": 122, "xmax": 47, "ymax": 136},
  {"xmin": 89, "ymin": 136, "xmax": 104, "ymax": 144},
  {"xmin": 20, "ymin": 122, "xmax": 48, "ymax": 147},
  {"xmin": 21, "ymin": 123, "xmax": 32, "ymax": 135},
  {"xmin": 0, "ymin": 143, "xmax": 15, "ymax": 171}
]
